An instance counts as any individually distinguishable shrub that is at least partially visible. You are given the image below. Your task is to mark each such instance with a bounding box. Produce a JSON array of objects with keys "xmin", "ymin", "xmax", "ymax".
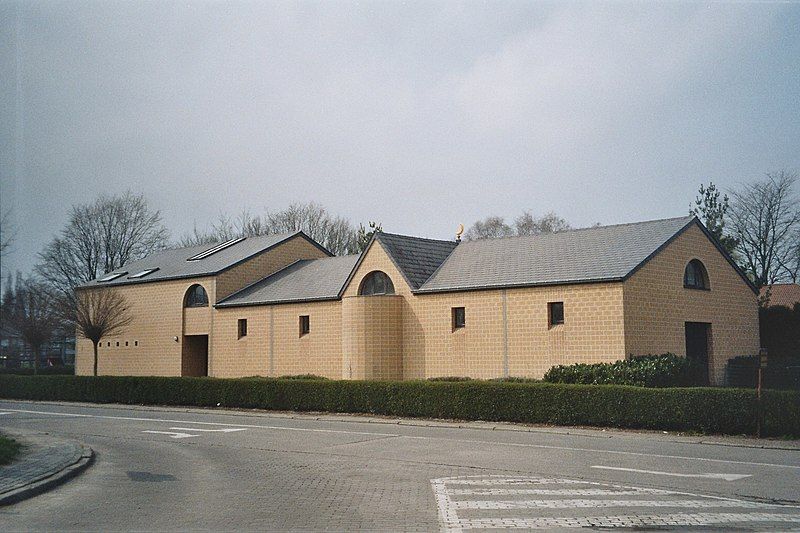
[
  {"xmin": 0, "ymin": 375, "xmax": 797, "ymax": 437},
  {"xmin": 277, "ymin": 374, "xmax": 329, "ymax": 380},
  {"xmin": 543, "ymin": 354, "xmax": 703, "ymax": 388},
  {"xmin": 426, "ymin": 376, "xmax": 474, "ymax": 382},
  {"xmin": 0, "ymin": 433, "xmax": 22, "ymax": 465},
  {"xmin": 488, "ymin": 377, "xmax": 540, "ymax": 383}
]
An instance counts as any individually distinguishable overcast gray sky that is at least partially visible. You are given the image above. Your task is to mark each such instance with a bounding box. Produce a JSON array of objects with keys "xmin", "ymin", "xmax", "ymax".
[{"xmin": 2, "ymin": 0, "xmax": 799, "ymax": 278}]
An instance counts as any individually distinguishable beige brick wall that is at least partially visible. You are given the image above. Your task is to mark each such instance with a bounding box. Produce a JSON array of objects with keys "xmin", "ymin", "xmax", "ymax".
[
  {"xmin": 76, "ymin": 236, "xmax": 328, "ymax": 377},
  {"xmin": 75, "ymin": 277, "xmax": 215, "ymax": 376},
  {"xmin": 342, "ymin": 295, "xmax": 403, "ymax": 380},
  {"xmin": 211, "ymin": 301, "xmax": 343, "ymax": 379},
  {"xmin": 215, "ymin": 236, "xmax": 328, "ymax": 301},
  {"xmin": 77, "ymin": 224, "xmax": 758, "ymax": 384},
  {"xmin": 342, "ymin": 240, "xmax": 626, "ymax": 380},
  {"xmin": 623, "ymin": 223, "xmax": 759, "ymax": 384}
]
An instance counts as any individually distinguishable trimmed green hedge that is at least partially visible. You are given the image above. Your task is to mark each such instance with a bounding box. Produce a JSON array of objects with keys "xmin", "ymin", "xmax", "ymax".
[
  {"xmin": 1, "ymin": 375, "xmax": 797, "ymax": 437},
  {"xmin": 543, "ymin": 354, "xmax": 703, "ymax": 387}
]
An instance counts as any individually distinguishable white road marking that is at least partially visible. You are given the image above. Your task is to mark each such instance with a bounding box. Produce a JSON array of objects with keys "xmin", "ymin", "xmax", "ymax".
[
  {"xmin": 447, "ymin": 487, "xmax": 674, "ymax": 496},
  {"xmin": 3, "ymin": 406, "xmax": 799, "ymax": 471},
  {"xmin": 591, "ymin": 465, "xmax": 751, "ymax": 481},
  {"xmin": 142, "ymin": 430, "xmax": 198, "ymax": 439},
  {"xmin": 170, "ymin": 427, "xmax": 247, "ymax": 433},
  {"xmin": 0, "ymin": 408, "xmax": 396, "ymax": 437},
  {"xmin": 454, "ymin": 514, "xmax": 800, "ymax": 529},
  {"xmin": 431, "ymin": 475, "xmax": 800, "ymax": 532},
  {"xmin": 0, "ymin": 412, "xmax": 9, "ymax": 415},
  {"xmin": 450, "ymin": 498, "xmax": 777, "ymax": 510}
]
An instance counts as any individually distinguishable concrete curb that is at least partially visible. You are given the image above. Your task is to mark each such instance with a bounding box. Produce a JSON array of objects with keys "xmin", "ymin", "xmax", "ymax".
[{"xmin": 0, "ymin": 442, "xmax": 95, "ymax": 507}]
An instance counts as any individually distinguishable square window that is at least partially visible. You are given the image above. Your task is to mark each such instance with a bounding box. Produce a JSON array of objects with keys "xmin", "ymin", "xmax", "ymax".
[
  {"xmin": 452, "ymin": 307, "xmax": 465, "ymax": 331},
  {"xmin": 548, "ymin": 302, "xmax": 564, "ymax": 327},
  {"xmin": 299, "ymin": 315, "xmax": 310, "ymax": 337},
  {"xmin": 238, "ymin": 318, "xmax": 248, "ymax": 339}
]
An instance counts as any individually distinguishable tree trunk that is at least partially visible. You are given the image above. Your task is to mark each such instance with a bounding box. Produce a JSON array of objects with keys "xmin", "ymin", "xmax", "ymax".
[
  {"xmin": 33, "ymin": 345, "xmax": 39, "ymax": 376},
  {"xmin": 93, "ymin": 341, "xmax": 99, "ymax": 376}
]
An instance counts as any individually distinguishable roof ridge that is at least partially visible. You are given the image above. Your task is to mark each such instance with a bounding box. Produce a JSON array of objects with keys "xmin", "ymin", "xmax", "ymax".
[
  {"xmin": 377, "ymin": 232, "xmax": 458, "ymax": 245},
  {"xmin": 460, "ymin": 215, "xmax": 695, "ymax": 244}
]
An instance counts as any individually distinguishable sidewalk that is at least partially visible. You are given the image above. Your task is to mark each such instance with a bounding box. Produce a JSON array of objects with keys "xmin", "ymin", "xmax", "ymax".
[{"xmin": 0, "ymin": 430, "xmax": 94, "ymax": 506}]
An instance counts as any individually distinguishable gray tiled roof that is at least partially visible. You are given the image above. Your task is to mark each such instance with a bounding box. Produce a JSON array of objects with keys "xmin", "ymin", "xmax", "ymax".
[
  {"xmin": 80, "ymin": 232, "xmax": 329, "ymax": 288},
  {"xmin": 417, "ymin": 216, "xmax": 697, "ymax": 293},
  {"xmin": 217, "ymin": 255, "xmax": 360, "ymax": 307},
  {"xmin": 375, "ymin": 233, "xmax": 459, "ymax": 289}
]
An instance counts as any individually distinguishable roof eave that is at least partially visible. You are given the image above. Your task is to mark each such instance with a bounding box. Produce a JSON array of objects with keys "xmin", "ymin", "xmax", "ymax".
[
  {"xmin": 214, "ymin": 295, "xmax": 341, "ymax": 309},
  {"xmin": 413, "ymin": 276, "xmax": 625, "ymax": 295}
]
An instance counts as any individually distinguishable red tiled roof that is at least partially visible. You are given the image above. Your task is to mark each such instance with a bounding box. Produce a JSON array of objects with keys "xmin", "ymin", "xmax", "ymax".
[{"xmin": 760, "ymin": 284, "xmax": 800, "ymax": 308}]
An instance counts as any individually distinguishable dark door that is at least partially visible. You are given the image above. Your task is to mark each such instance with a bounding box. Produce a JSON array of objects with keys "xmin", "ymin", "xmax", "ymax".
[
  {"xmin": 685, "ymin": 322, "xmax": 711, "ymax": 385},
  {"xmin": 182, "ymin": 335, "xmax": 208, "ymax": 377}
]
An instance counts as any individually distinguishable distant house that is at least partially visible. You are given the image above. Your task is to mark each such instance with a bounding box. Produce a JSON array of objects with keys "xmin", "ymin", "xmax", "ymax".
[
  {"xmin": 760, "ymin": 283, "xmax": 800, "ymax": 309},
  {"xmin": 74, "ymin": 216, "xmax": 759, "ymax": 385}
]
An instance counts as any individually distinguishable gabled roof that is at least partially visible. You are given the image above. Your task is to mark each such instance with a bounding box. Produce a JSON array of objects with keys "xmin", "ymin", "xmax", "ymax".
[
  {"xmin": 80, "ymin": 232, "xmax": 332, "ymax": 288},
  {"xmin": 760, "ymin": 283, "xmax": 800, "ymax": 308},
  {"xmin": 417, "ymin": 216, "xmax": 745, "ymax": 293},
  {"xmin": 374, "ymin": 233, "xmax": 459, "ymax": 290},
  {"xmin": 216, "ymin": 255, "xmax": 359, "ymax": 307}
]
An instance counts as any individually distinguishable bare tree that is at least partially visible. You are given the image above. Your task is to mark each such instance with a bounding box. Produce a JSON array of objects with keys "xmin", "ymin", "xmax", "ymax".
[
  {"xmin": 64, "ymin": 288, "xmax": 133, "ymax": 376},
  {"xmin": 6, "ymin": 277, "xmax": 59, "ymax": 374},
  {"xmin": 0, "ymin": 208, "xmax": 15, "ymax": 259},
  {"xmin": 465, "ymin": 212, "xmax": 571, "ymax": 240},
  {"xmin": 179, "ymin": 203, "xmax": 363, "ymax": 256},
  {"xmin": 728, "ymin": 170, "xmax": 800, "ymax": 287},
  {"xmin": 464, "ymin": 216, "xmax": 514, "ymax": 241},
  {"xmin": 36, "ymin": 192, "xmax": 169, "ymax": 298},
  {"xmin": 514, "ymin": 211, "xmax": 571, "ymax": 236}
]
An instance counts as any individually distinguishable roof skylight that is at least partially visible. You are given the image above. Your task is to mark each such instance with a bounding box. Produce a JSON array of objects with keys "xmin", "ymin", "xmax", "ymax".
[
  {"xmin": 186, "ymin": 237, "xmax": 245, "ymax": 261},
  {"xmin": 98, "ymin": 272, "xmax": 127, "ymax": 282},
  {"xmin": 128, "ymin": 268, "xmax": 159, "ymax": 279}
]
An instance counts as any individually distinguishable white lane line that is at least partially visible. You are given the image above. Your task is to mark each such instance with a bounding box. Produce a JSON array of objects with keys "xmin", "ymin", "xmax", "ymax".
[
  {"xmin": 0, "ymin": 412, "xmax": 10, "ymax": 415},
  {"xmin": 454, "ymin": 514, "xmax": 800, "ymax": 529},
  {"xmin": 450, "ymin": 499, "xmax": 779, "ymax": 510},
  {"xmin": 447, "ymin": 488, "xmax": 673, "ymax": 496},
  {"xmin": 591, "ymin": 465, "xmax": 751, "ymax": 481},
  {"xmin": 3, "ymin": 406, "xmax": 799, "ymax": 471},
  {"xmin": 0, "ymin": 408, "xmax": 397, "ymax": 437},
  {"xmin": 142, "ymin": 430, "xmax": 198, "ymax": 439},
  {"xmin": 170, "ymin": 427, "xmax": 248, "ymax": 433}
]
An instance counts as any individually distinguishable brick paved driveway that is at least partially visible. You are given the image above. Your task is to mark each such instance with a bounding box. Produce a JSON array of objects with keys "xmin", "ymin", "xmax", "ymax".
[{"xmin": 1, "ymin": 401, "xmax": 798, "ymax": 531}]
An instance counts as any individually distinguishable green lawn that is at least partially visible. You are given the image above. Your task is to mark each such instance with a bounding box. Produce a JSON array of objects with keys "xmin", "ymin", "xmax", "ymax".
[{"xmin": 0, "ymin": 434, "xmax": 22, "ymax": 465}]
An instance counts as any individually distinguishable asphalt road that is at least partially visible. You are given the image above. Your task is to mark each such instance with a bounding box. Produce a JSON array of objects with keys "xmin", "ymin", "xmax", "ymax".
[{"xmin": 1, "ymin": 400, "xmax": 799, "ymax": 531}]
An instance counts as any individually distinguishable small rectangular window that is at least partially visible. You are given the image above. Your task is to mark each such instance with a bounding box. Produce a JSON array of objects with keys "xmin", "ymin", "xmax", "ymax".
[
  {"xmin": 238, "ymin": 318, "xmax": 248, "ymax": 339},
  {"xmin": 548, "ymin": 302, "xmax": 564, "ymax": 327},
  {"xmin": 452, "ymin": 307, "xmax": 465, "ymax": 331},
  {"xmin": 134, "ymin": 341, "xmax": 138, "ymax": 347},
  {"xmin": 299, "ymin": 315, "xmax": 310, "ymax": 337}
]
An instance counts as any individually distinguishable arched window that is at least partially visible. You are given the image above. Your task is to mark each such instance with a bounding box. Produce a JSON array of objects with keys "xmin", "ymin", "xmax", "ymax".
[
  {"xmin": 358, "ymin": 271, "xmax": 395, "ymax": 296},
  {"xmin": 184, "ymin": 284, "xmax": 209, "ymax": 307},
  {"xmin": 684, "ymin": 260, "xmax": 710, "ymax": 290}
]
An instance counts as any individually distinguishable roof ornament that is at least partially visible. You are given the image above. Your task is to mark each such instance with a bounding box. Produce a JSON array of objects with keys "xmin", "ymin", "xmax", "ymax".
[{"xmin": 455, "ymin": 223, "xmax": 464, "ymax": 243}]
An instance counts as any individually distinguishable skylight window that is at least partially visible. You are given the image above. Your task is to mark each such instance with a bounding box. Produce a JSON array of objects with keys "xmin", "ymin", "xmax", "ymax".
[
  {"xmin": 186, "ymin": 237, "xmax": 245, "ymax": 261},
  {"xmin": 128, "ymin": 268, "xmax": 159, "ymax": 279},
  {"xmin": 98, "ymin": 272, "xmax": 127, "ymax": 282}
]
